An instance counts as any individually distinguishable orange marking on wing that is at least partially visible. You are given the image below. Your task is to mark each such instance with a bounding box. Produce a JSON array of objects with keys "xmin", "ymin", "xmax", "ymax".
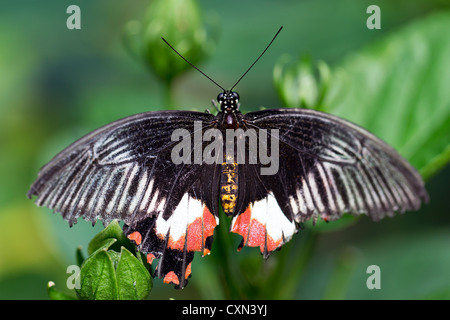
[
  {"xmin": 202, "ymin": 206, "xmax": 216, "ymax": 238},
  {"xmin": 248, "ymin": 219, "xmax": 283, "ymax": 253},
  {"xmin": 202, "ymin": 248, "xmax": 211, "ymax": 257},
  {"xmin": 186, "ymin": 217, "xmax": 203, "ymax": 252},
  {"xmin": 231, "ymin": 206, "xmax": 252, "ymax": 244},
  {"xmin": 233, "ymin": 208, "xmax": 283, "ymax": 253},
  {"xmin": 147, "ymin": 253, "xmax": 156, "ymax": 265},
  {"xmin": 185, "ymin": 206, "xmax": 217, "ymax": 252},
  {"xmin": 156, "ymin": 232, "xmax": 166, "ymax": 241},
  {"xmin": 185, "ymin": 262, "xmax": 192, "ymax": 279},
  {"xmin": 163, "ymin": 271, "xmax": 180, "ymax": 285},
  {"xmin": 266, "ymin": 235, "xmax": 283, "ymax": 252},
  {"xmin": 167, "ymin": 234, "xmax": 186, "ymax": 251},
  {"xmin": 127, "ymin": 231, "xmax": 142, "ymax": 245},
  {"xmin": 247, "ymin": 218, "xmax": 266, "ymax": 252}
]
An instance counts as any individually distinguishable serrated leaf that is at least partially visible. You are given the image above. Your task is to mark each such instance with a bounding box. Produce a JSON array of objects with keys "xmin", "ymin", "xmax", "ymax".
[
  {"xmin": 90, "ymin": 238, "xmax": 117, "ymax": 255},
  {"xmin": 76, "ymin": 250, "xmax": 118, "ymax": 300},
  {"xmin": 116, "ymin": 247, "xmax": 152, "ymax": 300}
]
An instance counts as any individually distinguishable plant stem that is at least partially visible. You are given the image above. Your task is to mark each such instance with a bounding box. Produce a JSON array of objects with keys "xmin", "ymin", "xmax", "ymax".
[
  {"xmin": 322, "ymin": 246, "xmax": 359, "ymax": 300},
  {"xmin": 162, "ymin": 79, "xmax": 176, "ymax": 109},
  {"xmin": 213, "ymin": 209, "xmax": 246, "ymax": 299},
  {"xmin": 261, "ymin": 229, "xmax": 318, "ymax": 299}
]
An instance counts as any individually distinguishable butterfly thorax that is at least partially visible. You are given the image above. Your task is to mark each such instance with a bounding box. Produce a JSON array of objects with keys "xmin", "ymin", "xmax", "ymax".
[{"xmin": 217, "ymin": 91, "xmax": 241, "ymax": 129}]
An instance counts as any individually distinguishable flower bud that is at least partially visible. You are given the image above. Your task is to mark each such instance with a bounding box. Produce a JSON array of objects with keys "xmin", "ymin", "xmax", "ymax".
[
  {"xmin": 137, "ymin": 0, "xmax": 218, "ymax": 84},
  {"xmin": 273, "ymin": 55, "xmax": 330, "ymax": 110}
]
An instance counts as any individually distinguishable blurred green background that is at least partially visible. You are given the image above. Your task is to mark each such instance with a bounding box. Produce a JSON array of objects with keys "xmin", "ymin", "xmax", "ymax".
[{"xmin": 0, "ymin": 0, "xmax": 449, "ymax": 299}]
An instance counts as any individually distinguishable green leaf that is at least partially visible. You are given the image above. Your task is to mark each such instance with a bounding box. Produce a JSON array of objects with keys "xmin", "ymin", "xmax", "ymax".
[
  {"xmin": 116, "ymin": 247, "xmax": 152, "ymax": 300},
  {"xmin": 324, "ymin": 11, "xmax": 450, "ymax": 179},
  {"xmin": 76, "ymin": 249, "xmax": 118, "ymax": 300},
  {"xmin": 106, "ymin": 250, "xmax": 121, "ymax": 269},
  {"xmin": 72, "ymin": 220, "xmax": 153, "ymax": 300},
  {"xmin": 90, "ymin": 238, "xmax": 117, "ymax": 255},
  {"xmin": 87, "ymin": 220, "xmax": 131, "ymax": 255},
  {"xmin": 422, "ymin": 288, "xmax": 450, "ymax": 300},
  {"xmin": 75, "ymin": 245, "xmax": 85, "ymax": 267}
]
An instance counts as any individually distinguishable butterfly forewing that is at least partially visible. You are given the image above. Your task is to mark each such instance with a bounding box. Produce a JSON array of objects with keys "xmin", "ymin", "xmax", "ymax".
[
  {"xmin": 241, "ymin": 108, "xmax": 428, "ymax": 223},
  {"xmin": 28, "ymin": 111, "xmax": 216, "ymax": 224}
]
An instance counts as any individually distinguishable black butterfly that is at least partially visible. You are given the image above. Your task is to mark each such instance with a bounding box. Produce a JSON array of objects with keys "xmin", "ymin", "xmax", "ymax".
[{"xmin": 28, "ymin": 28, "xmax": 428, "ymax": 289}]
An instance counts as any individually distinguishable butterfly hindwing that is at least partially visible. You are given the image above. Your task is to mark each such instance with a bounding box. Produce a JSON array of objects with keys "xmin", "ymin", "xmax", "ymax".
[
  {"xmin": 229, "ymin": 142, "xmax": 298, "ymax": 258},
  {"xmin": 123, "ymin": 162, "xmax": 220, "ymax": 289}
]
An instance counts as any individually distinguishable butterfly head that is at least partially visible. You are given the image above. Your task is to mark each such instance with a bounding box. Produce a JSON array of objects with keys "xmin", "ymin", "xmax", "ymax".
[{"xmin": 217, "ymin": 91, "xmax": 240, "ymax": 113}]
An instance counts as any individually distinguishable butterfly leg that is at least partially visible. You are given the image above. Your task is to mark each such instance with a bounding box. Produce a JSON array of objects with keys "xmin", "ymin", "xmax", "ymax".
[{"xmin": 211, "ymin": 99, "xmax": 220, "ymax": 112}]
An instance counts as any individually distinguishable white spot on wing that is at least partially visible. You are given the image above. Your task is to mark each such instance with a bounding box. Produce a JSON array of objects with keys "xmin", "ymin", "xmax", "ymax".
[
  {"xmin": 308, "ymin": 171, "xmax": 325, "ymax": 212},
  {"xmin": 252, "ymin": 192, "xmax": 297, "ymax": 247},
  {"xmin": 154, "ymin": 193, "xmax": 204, "ymax": 243},
  {"xmin": 148, "ymin": 189, "xmax": 159, "ymax": 212},
  {"xmin": 139, "ymin": 178, "xmax": 154, "ymax": 211},
  {"xmin": 117, "ymin": 164, "xmax": 140, "ymax": 214},
  {"xmin": 289, "ymin": 195, "xmax": 299, "ymax": 215},
  {"xmin": 128, "ymin": 169, "xmax": 148, "ymax": 215},
  {"xmin": 317, "ymin": 163, "xmax": 336, "ymax": 213},
  {"xmin": 302, "ymin": 176, "xmax": 316, "ymax": 212}
]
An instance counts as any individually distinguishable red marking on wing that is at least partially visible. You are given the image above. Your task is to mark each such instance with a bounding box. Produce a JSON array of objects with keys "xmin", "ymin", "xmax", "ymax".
[
  {"xmin": 232, "ymin": 206, "xmax": 283, "ymax": 253},
  {"xmin": 186, "ymin": 217, "xmax": 202, "ymax": 251},
  {"xmin": 266, "ymin": 235, "xmax": 283, "ymax": 252},
  {"xmin": 147, "ymin": 253, "xmax": 156, "ymax": 265},
  {"xmin": 186, "ymin": 206, "xmax": 217, "ymax": 252},
  {"xmin": 231, "ymin": 206, "xmax": 252, "ymax": 244},
  {"xmin": 202, "ymin": 206, "xmax": 216, "ymax": 238},
  {"xmin": 247, "ymin": 218, "xmax": 266, "ymax": 250},
  {"xmin": 167, "ymin": 235, "xmax": 185, "ymax": 251},
  {"xmin": 163, "ymin": 205, "xmax": 218, "ymax": 252},
  {"xmin": 127, "ymin": 231, "xmax": 142, "ymax": 245},
  {"xmin": 163, "ymin": 271, "xmax": 180, "ymax": 285},
  {"xmin": 202, "ymin": 248, "xmax": 211, "ymax": 257}
]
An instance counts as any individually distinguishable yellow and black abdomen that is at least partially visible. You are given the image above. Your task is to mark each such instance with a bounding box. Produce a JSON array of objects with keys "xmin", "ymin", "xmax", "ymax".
[{"xmin": 220, "ymin": 154, "xmax": 238, "ymax": 216}]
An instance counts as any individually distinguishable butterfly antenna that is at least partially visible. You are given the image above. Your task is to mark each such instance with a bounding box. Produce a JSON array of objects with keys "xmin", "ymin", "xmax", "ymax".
[
  {"xmin": 161, "ymin": 37, "xmax": 226, "ymax": 92},
  {"xmin": 230, "ymin": 26, "xmax": 283, "ymax": 91}
]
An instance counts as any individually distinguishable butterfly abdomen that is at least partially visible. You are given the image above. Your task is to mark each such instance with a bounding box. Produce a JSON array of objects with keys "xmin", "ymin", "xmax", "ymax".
[{"xmin": 220, "ymin": 154, "xmax": 238, "ymax": 216}]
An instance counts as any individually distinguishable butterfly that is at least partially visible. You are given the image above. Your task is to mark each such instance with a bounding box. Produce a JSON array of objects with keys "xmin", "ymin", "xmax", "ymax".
[{"xmin": 27, "ymin": 27, "xmax": 428, "ymax": 289}]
